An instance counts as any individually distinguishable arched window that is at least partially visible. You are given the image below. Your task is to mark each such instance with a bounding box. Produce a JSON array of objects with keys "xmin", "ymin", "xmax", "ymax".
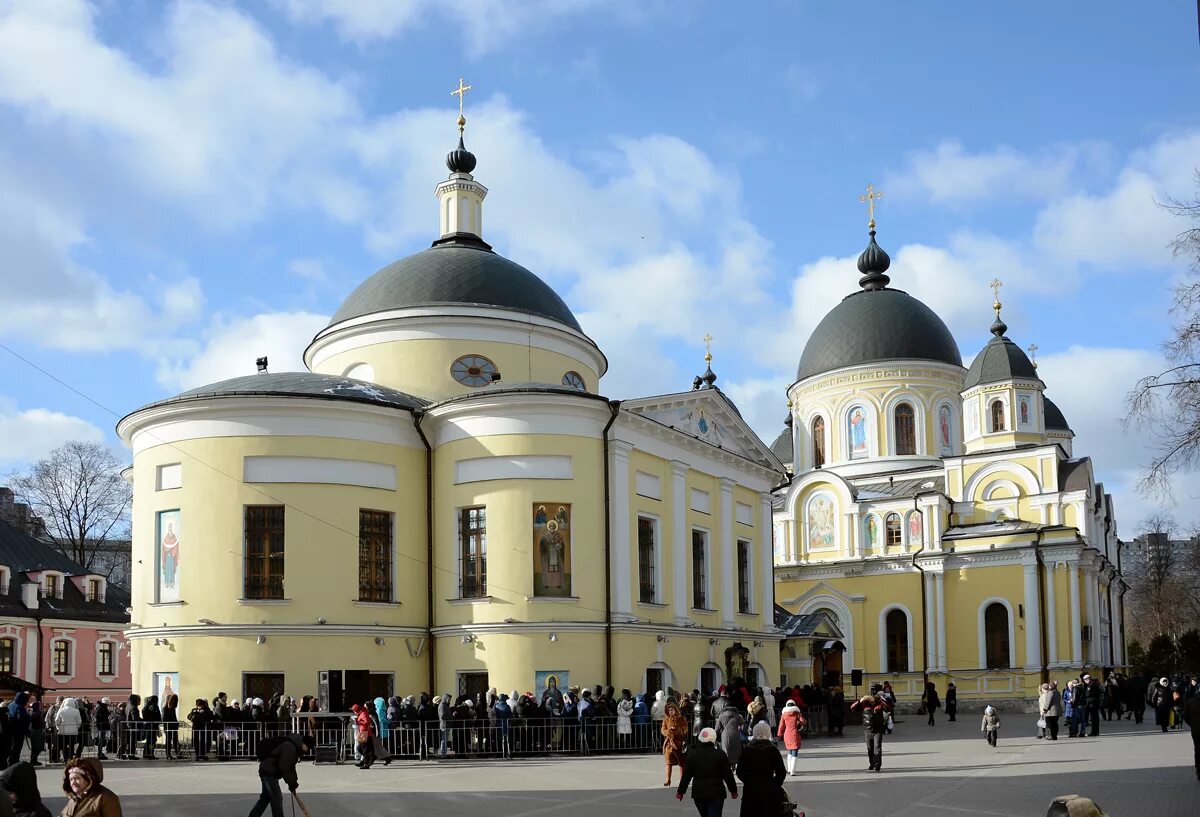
[
  {"xmin": 990, "ymin": 400, "xmax": 1005, "ymax": 433},
  {"xmin": 894, "ymin": 402, "xmax": 916, "ymax": 455},
  {"xmin": 885, "ymin": 513, "xmax": 902, "ymax": 547},
  {"xmin": 886, "ymin": 609, "xmax": 909, "ymax": 672},
  {"xmin": 984, "ymin": 603, "xmax": 1011, "ymax": 669},
  {"xmin": 811, "ymin": 416, "xmax": 826, "ymax": 468}
]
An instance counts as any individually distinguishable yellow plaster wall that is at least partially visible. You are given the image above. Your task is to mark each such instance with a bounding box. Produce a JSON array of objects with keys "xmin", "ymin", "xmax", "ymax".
[
  {"xmin": 317, "ymin": 339, "xmax": 599, "ymax": 401},
  {"xmin": 943, "ymin": 563, "xmax": 1026, "ymax": 668},
  {"xmin": 628, "ymin": 452, "xmax": 672, "ymax": 624}
]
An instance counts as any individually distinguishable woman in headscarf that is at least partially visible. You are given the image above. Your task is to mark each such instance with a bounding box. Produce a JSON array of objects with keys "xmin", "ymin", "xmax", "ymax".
[
  {"xmin": 351, "ymin": 704, "xmax": 376, "ymax": 769},
  {"xmin": 661, "ymin": 699, "xmax": 689, "ymax": 787},
  {"xmin": 60, "ymin": 758, "xmax": 121, "ymax": 816},
  {"xmin": 736, "ymin": 721, "xmax": 786, "ymax": 817},
  {"xmin": 675, "ymin": 727, "xmax": 737, "ymax": 815},
  {"xmin": 716, "ymin": 703, "xmax": 744, "ymax": 771}
]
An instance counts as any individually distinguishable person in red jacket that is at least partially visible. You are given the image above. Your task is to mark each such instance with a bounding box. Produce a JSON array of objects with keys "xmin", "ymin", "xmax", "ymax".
[
  {"xmin": 351, "ymin": 704, "xmax": 377, "ymax": 769},
  {"xmin": 776, "ymin": 700, "xmax": 807, "ymax": 776}
]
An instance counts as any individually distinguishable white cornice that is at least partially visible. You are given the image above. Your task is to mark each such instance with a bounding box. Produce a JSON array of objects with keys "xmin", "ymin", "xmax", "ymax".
[
  {"xmin": 305, "ymin": 306, "xmax": 608, "ymax": 377},
  {"xmin": 128, "ymin": 623, "xmax": 428, "ymax": 640},
  {"xmin": 789, "ymin": 359, "xmax": 967, "ymax": 394},
  {"xmin": 430, "ymin": 620, "xmax": 780, "ymax": 640},
  {"xmin": 423, "ymin": 391, "xmax": 613, "ymax": 446}
]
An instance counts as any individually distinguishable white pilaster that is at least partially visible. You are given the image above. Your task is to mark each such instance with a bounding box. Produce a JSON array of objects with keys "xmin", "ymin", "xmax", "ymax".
[
  {"xmin": 923, "ymin": 571, "xmax": 935, "ymax": 673},
  {"xmin": 934, "ymin": 571, "xmax": 947, "ymax": 672},
  {"xmin": 1043, "ymin": 560, "xmax": 1058, "ymax": 665},
  {"xmin": 1067, "ymin": 560, "xmax": 1082, "ymax": 666},
  {"xmin": 609, "ymin": 441, "xmax": 634, "ymax": 616},
  {"xmin": 791, "ymin": 516, "xmax": 804, "ymax": 562},
  {"xmin": 847, "ymin": 512, "xmax": 860, "ymax": 559},
  {"xmin": 1023, "ymin": 559, "xmax": 1043, "ymax": 672},
  {"xmin": 760, "ymin": 495, "xmax": 775, "ymax": 624},
  {"xmin": 671, "ymin": 461, "xmax": 690, "ymax": 624},
  {"xmin": 719, "ymin": 479, "xmax": 736, "ymax": 625}
]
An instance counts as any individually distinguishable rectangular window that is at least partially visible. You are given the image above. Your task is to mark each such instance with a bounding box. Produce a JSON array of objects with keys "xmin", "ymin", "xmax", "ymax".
[
  {"xmin": 358, "ymin": 510, "xmax": 393, "ymax": 602},
  {"xmin": 244, "ymin": 506, "xmax": 285, "ymax": 600},
  {"xmin": 700, "ymin": 666, "xmax": 718, "ymax": 696},
  {"xmin": 87, "ymin": 579, "xmax": 101, "ymax": 603},
  {"xmin": 44, "ymin": 574, "xmax": 59, "ymax": 598},
  {"xmin": 737, "ymin": 539, "xmax": 752, "ymax": 614},
  {"xmin": 243, "ymin": 673, "xmax": 286, "ymax": 702},
  {"xmin": 645, "ymin": 668, "xmax": 664, "ymax": 699},
  {"xmin": 368, "ymin": 672, "xmax": 395, "ymax": 701},
  {"xmin": 52, "ymin": 641, "xmax": 70, "ymax": 676},
  {"xmin": 0, "ymin": 638, "xmax": 13, "ymax": 674},
  {"xmin": 459, "ymin": 506, "xmax": 487, "ymax": 598},
  {"xmin": 98, "ymin": 641, "xmax": 114, "ymax": 676},
  {"xmin": 456, "ymin": 671, "xmax": 489, "ymax": 700},
  {"xmin": 691, "ymin": 529, "xmax": 708, "ymax": 609},
  {"xmin": 637, "ymin": 517, "xmax": 657, "ymax": 604}
]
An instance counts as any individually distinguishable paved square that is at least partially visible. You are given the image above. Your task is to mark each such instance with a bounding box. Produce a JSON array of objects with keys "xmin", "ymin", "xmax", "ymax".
[{"xmin": 35, "ymin": 718, "xmax": 1198, "ymax": 816}]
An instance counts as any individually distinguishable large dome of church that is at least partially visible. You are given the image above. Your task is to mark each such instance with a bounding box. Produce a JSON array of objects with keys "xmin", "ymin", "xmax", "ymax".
[{"xmin": 329, "ymin": 233, "xmax": 582, "ymax": 332}]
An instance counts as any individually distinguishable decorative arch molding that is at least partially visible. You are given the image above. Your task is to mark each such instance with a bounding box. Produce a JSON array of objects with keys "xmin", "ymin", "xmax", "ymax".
[
  {"xmin": 642, "ymin": 661, "xmax": 675, "ymax": 695},
  {"xmin": 784, "ymin": 470, "xmax": 856, "ymax": 521},
  {"xmin": 882, "ymin": 391, "xmax": 928, "ymax": 457},
  {"xmin": 796, "ymin": 593, "xmax": 856, "ymax": 669},
  {"xmin": 981, "ymin": 479, "xmax": 1022, "ymax": 501},
  {"xmin": 804, "ymin": 491, "xmax": 839, "ymax": 552},
  {"xmin": 987, "ymin": 395, "xmax": 1009, "ymax": 433},
  {"xmin": 878, "ymin": 602, "xmax": 915, "ymax": 674},
  {"xmin": 977, "ymin": 597, "xmax": 1017, "ymax": 669},
  {"xmin": 696, "ymin": 661, "xmax": 725, "ymax": 693},
  {"xmin": 963, "ymin": 461, "xmax": 1041, "ymax": 502}
]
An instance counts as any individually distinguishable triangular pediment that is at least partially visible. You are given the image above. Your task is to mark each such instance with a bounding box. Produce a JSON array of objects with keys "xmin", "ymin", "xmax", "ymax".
[{"xmin": 622, "ymin": 389, "xmax": 784, "ymax": 471}]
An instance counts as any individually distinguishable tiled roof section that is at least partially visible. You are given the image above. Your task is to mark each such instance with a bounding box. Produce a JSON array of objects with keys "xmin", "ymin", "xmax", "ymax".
[
  {"xmin": 774, "ymin": 607, "xmax": 845, "ymax": 639},
  {"xmin": 330, "ymin": 236, "xmax": 583, "ymax": 332},
  {"xmin": 963, "ymin": 334, "xmax": 1041, "ymax": 389},
  {"xmin": 130, "ymin": 373, "xmax": 428, "ymax": 415},
  {"xmin": 1044, "ymin": 396, "xmax": 1070, "ymax": 431},
  {"xmin": 1059, "ymin": 458, "xmax": 1091, "ymax": 493},
  {"xmin": 0, "ymin": 520, "xmax": 130, "ymax": 624},
  {"xmin": 943, "ymin": 519, "xmax": 1040, "ymax": 539},
  {"xmin": 769, "ymin": 426, "xmax": 793, "ymax": 465},
  {"xmin": 854, "ymin": 475, "xmax": 946, "ymax": 499},
  {"xmin": 796, "ymin": 288, "xmax": 962, "ymax": 381}
]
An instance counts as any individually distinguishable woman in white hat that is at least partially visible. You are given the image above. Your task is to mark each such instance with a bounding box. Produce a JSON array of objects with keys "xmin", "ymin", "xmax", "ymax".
[
  {"xmin": 776, "ymin": 699, "xmax": 806, "ymax": 776},
  {"xmin": 675, "ymin": 727, "xmax": 737, "ymax": 815}
]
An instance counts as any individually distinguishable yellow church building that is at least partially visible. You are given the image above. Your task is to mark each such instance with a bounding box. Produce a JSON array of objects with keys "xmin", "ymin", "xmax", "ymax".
[
  {"xmin": 117, "ymin": 103, "xmax": 784, "ymax": 706},
  {"xmin": 768, "ymin": 208, "xmax": 1126, "ymax": 707}
]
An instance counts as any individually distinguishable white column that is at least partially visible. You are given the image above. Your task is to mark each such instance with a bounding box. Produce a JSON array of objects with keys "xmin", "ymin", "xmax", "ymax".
[
  {"xmin": 922, "ymin": 571, "xmax": 935, "ymax": 673},
  {"xmin": 1083, "ymin": 566, "xmax": 1099, "ymax": 663},
  {"xmin": 670, "ymin": 461, "xmax": 690, "ymax": 624},
  {"xmin": 608, "ymin": 441, "xmax": 634, "ymax": 616},
  {"xmin": 1043, "ymin": 561, "xmax": 1058, "ymax": 666},
  {"xmin": 1115, "ymin": 587, "xmax": 1127, "ymax": 666},
  {"xmin": 760, "ymin": 495, "xmax": 775, "ymax": 625},
  {"xmin": 719, "ymin": 479, "xmax": 736, "ymax": 626},
  {"xmin": 1067, "ymin": 560, "xmax": 1082, "ymax": 666},
  {"xmin": 1023, "ymin": 560, "xmax": 1042, "ymax": 672},
  {"xmin": 934, "ymin": 571, "xmax": 947, "ymax": 672}
]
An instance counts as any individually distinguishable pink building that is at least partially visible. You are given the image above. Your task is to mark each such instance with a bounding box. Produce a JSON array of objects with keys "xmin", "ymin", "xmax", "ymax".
[{"xmin": 0, "ymin": 519, "xmax": 131, "ymax": 700}]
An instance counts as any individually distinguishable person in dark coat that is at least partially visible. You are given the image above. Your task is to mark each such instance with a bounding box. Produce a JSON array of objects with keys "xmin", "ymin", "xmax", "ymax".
[
  {"xmin": 945, "ymin": 682, "xmax": 958, "ymax": 722},
  {"xmin": 676, "ymin": 727, "xmax": 737, "ymax": 816},
  {"xmin": 0, "ymin": 761, "xmax": 49, "ymax": 817},
  {"xmin": 6, "ymin": 692, "xmax": 30, "ymax": 767},
  {"xmin": 1149, "ymin": 677, "xmax": 1172, "ymax": 733},
  {"xmin": 735, "ymin": 722, "xmax": 785, "ymax": 817},
  {"xmin": 141, "ymin": 695, "xmax": 162, "ymax": 759},
  {"xmin": 850, "ymin": 690, "xmax": 891, "ymax": 772},
  {"xmin": 1183, "ymin": 687, "xmax": 1200, "ymax": 781},
  {"xmin": 828, "ymin": 687, "xmax": 845, "ymax": 736},
  {"xmin": 250, "ymin": 734, "xmax": 315, "ymax": 817},
  {"xmin": 922, "ymin": 681, "xmax": 940, "ymax": 726},
  {"xmin": 1084, "ymin": 675, "xmax": 1104, "ymax": 736}
]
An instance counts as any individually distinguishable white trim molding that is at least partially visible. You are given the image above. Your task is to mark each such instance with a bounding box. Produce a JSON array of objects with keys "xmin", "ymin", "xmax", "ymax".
[{"xmin": 878, "ymin": 603, "xmax": 915, "ymax": 674}]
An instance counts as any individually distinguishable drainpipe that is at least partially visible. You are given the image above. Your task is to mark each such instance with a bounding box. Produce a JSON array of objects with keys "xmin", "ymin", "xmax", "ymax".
[
  {"xmin": 910, "ymin": 493, "xmax": 929, "ymax": 681},
  {"xmin": 35, "ymin": 615, "xmax": 44, "ymax": 692},
  {"xmin": 601, "ymin": 400, "xmax": 622, "ymax": 687},
  {"xmin": 1034, "ymin": 529, "xmax": 1049, "ymax": 684},
  {"xmin": 413, "ymin": 410, "xmax": 435, "ymax": 696}
]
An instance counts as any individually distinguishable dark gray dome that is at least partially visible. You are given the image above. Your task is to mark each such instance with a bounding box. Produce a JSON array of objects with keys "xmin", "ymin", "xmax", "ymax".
[
  {"xmin": 796, "ymin": 288, "xmax": 963, "ymax": 381},
  {"xmin": 770, "ymin": 426, "xmax": 794, "ymax": 464},
  {"xmin": 963, "ymin": 324, "xmax": 1041, "ymax": 390},
  {"xmin": 1044, "ymin": 396, "xmax": 1070, "ymax": 431},
  {"xmin": 330, "ymin": 235, "xmax": 582, "ymax": 332}
]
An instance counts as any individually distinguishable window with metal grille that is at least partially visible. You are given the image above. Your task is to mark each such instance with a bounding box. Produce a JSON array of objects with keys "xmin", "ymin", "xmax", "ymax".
[
  {"xmin": 457, "ymin": 671, "xmax": 489, "ymax": 699},
  {"xmin": 52, "ymin": 640, "xmax": 70, "ymax": 676},
  {"xmin": 0, "ymin": 638, "xmax": 13, "ymax": 674},
  {"xmin": 885, "ymin": 513, "xmax": 902, "ymax": 547},
  {"xmin": 98, "ymin": 641, "xmax": 114, "ymax": 676},
  {"xmin": 637, "ymin": 517, "xmax": 657, "ymax": 604},
  {"xmin": 737, "ymin": 539, "xmax": 752, "ymax": 614},
  {"xmin": 990, "ymin": 400, "xmax": 1005, "ymax": 432},
  {"xmin": 984, "ymin": 603, "xmax": 1011, "ymax": 668},
  {"xmin": 459, "ymin": 506, "xmax": 487, "ymax": 598},
  {"xmin": 358, "ymin": 510, "xmax": 393, "ymax": 602},
  {"xmin": 811, "ymin": 416, "xmax": 825, "ymax": 468},
  {"xmin": 691, "ymin": 529, "xmax": 708, "ymax": 609},
  {"xmin": 244, "ymin": 506, "xmax": 285, "ymax": 600},
  {"xmin": 886, "ymin": 609, "xmax": 909, "ymax": 672},
  {"xmin": 243, "ymin": 673, "xmax": 285, "ymax": 702},
  {"xmin": 894, "ymin": 402, "xmax": 916, "ymax": 455}
]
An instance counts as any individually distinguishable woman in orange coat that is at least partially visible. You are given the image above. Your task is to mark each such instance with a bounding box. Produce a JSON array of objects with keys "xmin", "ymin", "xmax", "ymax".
[
  {"xmin": 660, "ymin": 699, "xmax": 689, "ymax": 786},
  {"xmin": 776, "ymin": 699, "xmax": 807, "ymax": 776}
]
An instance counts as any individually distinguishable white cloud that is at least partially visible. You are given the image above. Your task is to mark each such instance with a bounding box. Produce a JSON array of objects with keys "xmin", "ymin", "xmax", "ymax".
[
  {"xmin": 157, "ymin": 311, "xmax": 330, "ymax": 391},
  {"xmin": 0, "ymin": 398, "xmax": 105, "ymax": 465}
]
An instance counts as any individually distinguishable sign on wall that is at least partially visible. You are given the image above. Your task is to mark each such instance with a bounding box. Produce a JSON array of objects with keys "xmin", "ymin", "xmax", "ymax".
[
  {"xmin": 533, "ymin": 503, "xmax": 572, "ymax": 597},
  {"xmin": 155, "ymin": 510, "xmax": 181, "ymax": 603},
  {"xmin": 153, "ymin": 671, "xmax": 180, "ymax": 705},
  {"xmin": 535, "ymin": 670, "xmax": 568, "ymax": 709}
]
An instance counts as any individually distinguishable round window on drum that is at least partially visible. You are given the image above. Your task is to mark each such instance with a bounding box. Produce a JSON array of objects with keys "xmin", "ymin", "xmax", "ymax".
[
  {"xmin": 451, "ymin": 355, "xmax": 498, "ymax": 387},
  {"xmin": 562, "ymin": 371, "xmax": 586, "ymax": 391}
]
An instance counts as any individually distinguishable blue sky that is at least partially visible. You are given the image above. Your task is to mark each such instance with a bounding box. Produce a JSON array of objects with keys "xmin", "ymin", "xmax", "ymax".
[{"xmin": 0, "ymin": 0, "xmax": 1197, "ymax": 531}]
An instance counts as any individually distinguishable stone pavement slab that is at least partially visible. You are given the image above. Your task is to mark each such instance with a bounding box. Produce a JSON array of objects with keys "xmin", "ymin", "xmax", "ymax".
[{"xmin": 33, "ymin": 717, "xmax": 1198, "ymax": 816}]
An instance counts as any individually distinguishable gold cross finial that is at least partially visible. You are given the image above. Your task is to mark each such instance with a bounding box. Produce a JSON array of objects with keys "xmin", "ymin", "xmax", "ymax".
[
  {"xmin": 1027, "ymin": 343, "xmax": 1039, "ymax": 369},
  {"xmin": 859, "ymin": 183, "xmax": 884, "ymax": 229},
  {"xmin": 703, "ymin": 333, "xmax": 714, "ymax": 363},
  {"xmin": 451, "ymin": 78, "xmax": 472, "ymax": 131},
  {"xmin": 990, "ymin": 278, "xmax": 1003, "ymax": 312}
]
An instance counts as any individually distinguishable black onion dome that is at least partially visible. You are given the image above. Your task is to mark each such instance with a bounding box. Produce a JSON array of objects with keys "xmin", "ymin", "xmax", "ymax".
[
  {"xmin": 963, "ymin": 329, "xmax": 1041, "ymax": 390},
  {"xmin": 796, "ymin": 288, "xmax": 962, "ymax": 381},
  {"xmin": 329, "ymin": 234, "xmax": 582, "ymax": 331},
  {"xmin": 769, "ymin": 414, "xmax": 794, "ymax": 463},
  {"xmin": 1044, "ymin": 396, "xmax": 1070, "ymax": 431},
  {"xmin": 857, "ymin": 230, "xmax": 892, "ymax": 290},
  {"xmin": 446, "ymin": 136, "xmax": 477, "ymax": 174}
]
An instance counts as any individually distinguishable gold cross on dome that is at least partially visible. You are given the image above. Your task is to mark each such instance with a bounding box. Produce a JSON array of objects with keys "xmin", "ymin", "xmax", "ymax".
[
  {"xmin": 1027, "ymin": 343, "xmax": 1039, "ymax": 369},
  {"xmin": 859, "ymin": 183, "xmax": 884, "ymax": 228},
  {"xmin": 990, "ymin": 278, "xmax": 1004, "ymax": 310},
  {"xmin": 451, "ymin": 78, "xmax": 472, "ymax": 116},
  {"xmin": 703, "ymin": 333, "xmax": 714, "ymax": 363}
]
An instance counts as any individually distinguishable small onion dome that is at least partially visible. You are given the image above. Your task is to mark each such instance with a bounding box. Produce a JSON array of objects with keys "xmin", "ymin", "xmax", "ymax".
[
  {"xmin": 446, "ymin": 135, "xmax": 477, "ymax": 175},
  {"xmin": 856, "ymin": 230, "xmax": 891, "ymax": 291},
  {"xmin": 770, "ymin": 415, "xmax": 794, "ymax": 464}
]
